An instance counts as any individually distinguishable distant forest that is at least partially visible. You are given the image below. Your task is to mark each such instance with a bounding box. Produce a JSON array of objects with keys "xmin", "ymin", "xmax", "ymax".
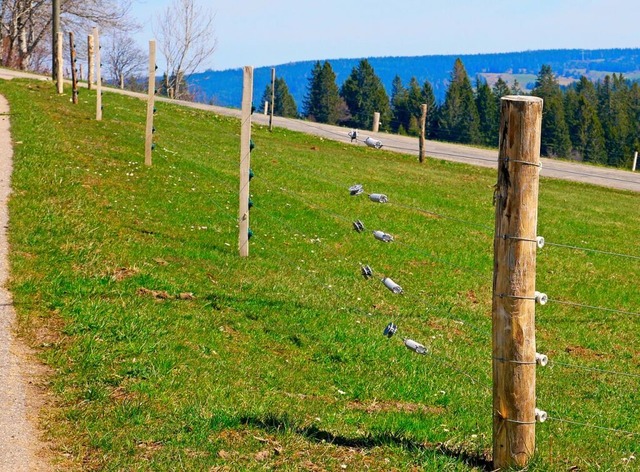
[
  {"xmin": 186, "ymin": 49, "xmax": 640, "ymax": 167},
  {"xmin": 189, "ymin": 48, "xmax": 640, "ymax": 108}
]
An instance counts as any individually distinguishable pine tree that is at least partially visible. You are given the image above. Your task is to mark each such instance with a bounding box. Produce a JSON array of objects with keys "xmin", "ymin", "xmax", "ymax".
[
  {"xmin": 438, "ymin": 58, "xmax": 480, "ymax": 144},
  {"xmin": 565, "ymin": 79, "xmax": 606, "ymax": 163},
  {"xmin": 531, "ymin": 65, "xmax": 571, "ymax": 157},
  {"xmin": 421, "ymin": 79, "xmax": 438, "ymax": 139},
  {"xmin": 597, "ymin": 74, "xmax": 631, "ymax": 166},
  {"xmin": 390, "ymin": 75, "xmax": 410, "ymax": 133},
  {"xmin": 261, "ymin": 77, "xmax": 298, "ymax": 118},
  {"xmin": 340, "ymin": 59, "xmax": 391, "ymax": 130},
  {"xmin": 303, "ymin": 61, "xmax": 342, "ymax": 124},
  {"xmin": 475, "ymin": 76, "xmax": 498, "ymax": 146}
]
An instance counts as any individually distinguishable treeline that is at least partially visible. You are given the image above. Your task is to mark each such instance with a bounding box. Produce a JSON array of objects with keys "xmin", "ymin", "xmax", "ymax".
[{"xmin": 260, "ymin": 58, "xmax": 640, "ymax": 168}]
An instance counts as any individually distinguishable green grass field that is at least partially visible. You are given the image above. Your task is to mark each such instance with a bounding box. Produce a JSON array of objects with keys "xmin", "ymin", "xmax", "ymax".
[{"xmin": 0, "ymin": 79, "xmax": 638, "ymax": 471}]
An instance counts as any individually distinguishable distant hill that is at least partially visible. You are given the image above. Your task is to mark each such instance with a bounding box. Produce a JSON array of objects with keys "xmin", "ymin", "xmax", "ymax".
[{"xmin": 187, "ymin": 48, "xmax": 640, "ymax": 112}]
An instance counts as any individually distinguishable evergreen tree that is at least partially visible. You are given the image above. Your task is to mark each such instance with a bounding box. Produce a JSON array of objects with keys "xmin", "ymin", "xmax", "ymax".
[
  {"xmin": 438, "ymin": 58, "xmax": 480, "ymax": 144},
  {"xmin": 340, "ymin": 59, "xmax": 391, "ymax": 130},
  {"xmin": 565, "ymin": 79, "xmax": 606, "ymax": 163},
  {"xmin": 421, "ymin": 79, "xmax": 438, "ymax": 139},
  {"xmin": 390, "ymin": 75, "xmax": 410, "ymax": 133},
  {"xmin": 531, "ymin": 65, "xmax": 571, "ymax": 157},
  {"xmin": 475, "ymin": 76, "xmax": 498, "ymax": 146},
  {"xmin": 261, "ymin": 77, "xmax": 298, "ymax": 118},
  {"xmin": 406, "ymin": 77, "xmax": 425, "ymax": 136},
  {"xmin": 597, "ymin": 74, "xmax": 631, "ymax": 166},
  {"xmin": 303, "ymin": 61, "xmax": 342, "ymax": 124}
]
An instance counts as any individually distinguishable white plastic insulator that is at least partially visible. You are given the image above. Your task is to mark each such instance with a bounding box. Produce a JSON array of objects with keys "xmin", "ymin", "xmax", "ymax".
[
  {"xmin": 382, "ymin": 277, "xmax": 403, "ymax": 294},
  {"xmin": 534, "ymin": 291, "xmax": 548, "ymax": 305},
  {"xmin": 535, "ymin": 408, "xmax": 548, "ymax": 423},
  {"xmin": 364, "ymin": 136, "xmax": 383, "ymax": 149},
  {"xmin": 536, "ymin": 236, "xmax": 545, "ymax": 248},
  {"xmin": 373, "ymin": 230, "xmax": 393, "ymax": 242},
  {"xmin": 535, "ymin": 352, "xmax": 548, "ymax": 366},
  {"xmin": 369, "ymin": 193, "xmax": 388, "ymax": 203},
  {"xmin": 404, "ymin": 338, "xmax": 428, "ymax": 355}
]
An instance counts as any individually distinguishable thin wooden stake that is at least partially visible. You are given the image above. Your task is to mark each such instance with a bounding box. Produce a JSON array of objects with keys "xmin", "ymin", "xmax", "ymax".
[
  {"xmin": 120, "ymin": 73, "xmax": 124, "ymax": 90},
  {"xmin": 372, "ymin": 112, "xmax": 380, "ymax": 133},
  {"xmin": 145, "ymin": 40, "xmax": 157, "ymax": 167},
  {"xmin": 87, "ymin": 34, "xmax": 94, "ymax": 90},
  {"xmin": 419, "ymin": 103, "xmax": 427, "ymax": 163},
  {"xmin": 239, "ymin": 66, "xmax": 253, "ymax": 258},
  {"xmin": 69, "ymin": 32, "xmax": 78, "ymax": 104},
  {"xmin": 56, "ymin": 32, "xmax": 64, "ymax": 94},
  {"xmin": 269, "ymin": 67, "xmax": 275, "ymax": 132},
  {"xmin": 94, "ymin": 27, "xmax": 102, "ymax": 121},
  {"xmin": 633, "ymin": 151, "xmax": 638, "ymax": 172},
  {"xmin": 492, "ymin": 95, "xmax": 543, "ymax": 470}
]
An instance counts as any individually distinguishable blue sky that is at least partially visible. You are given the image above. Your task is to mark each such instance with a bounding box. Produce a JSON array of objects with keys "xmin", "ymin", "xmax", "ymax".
[{"xmin": 129, "ymin": 0, "xmax": 639, "ymax": 71}]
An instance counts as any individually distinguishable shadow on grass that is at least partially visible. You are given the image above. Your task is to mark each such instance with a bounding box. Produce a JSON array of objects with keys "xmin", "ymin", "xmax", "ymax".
[{"xmin": 240, "ymin": 414, "xmax": 493, "ymax": 471}]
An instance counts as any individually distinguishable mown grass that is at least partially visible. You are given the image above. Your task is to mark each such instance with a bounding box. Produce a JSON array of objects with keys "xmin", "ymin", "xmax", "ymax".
[{"xmin": 0, "ymin": 79, "xmax": 638, "ymax": 471}]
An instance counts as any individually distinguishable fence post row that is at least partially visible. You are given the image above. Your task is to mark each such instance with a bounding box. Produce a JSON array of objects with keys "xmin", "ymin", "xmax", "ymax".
[
  {"xmin": 238, "ymin": 66, "xmax": 254, "ymax": 257},
  {"xmin": 94, "ymin": 27, "xmax": 102, "ymax": 121},
  {"xmin": 87, "ymin": 34, "xmax": 95, "ymax": 90},
  {"xmin": 419, "ymin": 103, "xmax": 427, "ymax": 163},
  {"xmin": 492, "ymin": 95, "xmax": 543, "ymax": 469},
  {"xmin": 145, "ymin": 40, "xmax": 157, "ymax": 167},
  {"xmin": 269, "ymin": 67, "xmax": 275, "ymax": 132},
  {"xmin": 69, "ymin": 32, "xmax": 78, "ymax": 104},
  {"xmin": 56, "ymin": 31, "xmax": 64, "ymax": 94}
]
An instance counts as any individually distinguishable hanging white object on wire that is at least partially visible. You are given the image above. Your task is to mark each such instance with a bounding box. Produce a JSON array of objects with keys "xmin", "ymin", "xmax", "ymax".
[
  {"xmin": 534, "ymin": 291, "xmax": 548, "ymax": 305},
  {"xmin": 349, "ymin": 184, "xmax": 364, "ymax": 196},
  {"xmin": 383, "ymin": 322, "xmax": 397, "ymax": 338},
  {"xmin": 364, "ymin": 136, "xmax": 383, "ymax": 149},
  {"xmin": 382, "ymin": 277, "xmax": 403, "ymax": 294},
  {"xmin": 403, "ymin": 338, "xmax": 428, "ymax": 355},
  {"xmin": 535, "ymin": 352, "xmax": 548, "ymax": 366},
  {"xmin": 348, "ymin": 130, "xmax": 358, "ymax": 142},
  {"xmin": 369, "ymin": 193, "xmax": 388, "ymax": 203},
  {"xmin": 373, "ymin": 230, "xmax": 393, "ymax": 242}
]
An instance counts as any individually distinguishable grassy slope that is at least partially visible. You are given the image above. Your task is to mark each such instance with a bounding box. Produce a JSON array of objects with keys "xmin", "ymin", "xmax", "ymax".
[{"xmin": 0, "ymin": 79, "xmax": 638, "ymax": 471}]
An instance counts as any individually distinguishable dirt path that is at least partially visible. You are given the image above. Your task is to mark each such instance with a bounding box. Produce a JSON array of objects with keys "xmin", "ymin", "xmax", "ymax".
[{"xmin": 0, "ymin": 95, "xmax": 50, "ymax": 471}]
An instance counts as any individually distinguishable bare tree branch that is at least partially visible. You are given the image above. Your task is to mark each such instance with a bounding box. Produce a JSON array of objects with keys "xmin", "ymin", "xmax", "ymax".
[{"xmin": 154, "ymin": 0, "xmax": 217, "ymax": 100}]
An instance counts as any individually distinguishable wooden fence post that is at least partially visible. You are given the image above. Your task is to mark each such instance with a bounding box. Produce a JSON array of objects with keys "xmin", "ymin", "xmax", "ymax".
[
  {"xmin": 263, "ymin": 100, "xmax": 268, "ymax": 115},
  {"xmin": 87, "ymin": 35, "xmax": 94, "ymax": 90},
  {"xmin": 269, "ymin": 67, "xmax": 275, "ymax": 132},
  {"xmin": 56, "ymin": 32, "xmax": 64, "ymax": 94},
  {"xmin": 492, "ymin": 95, "xmax": 543, "ymax": 469},
  {"xmin": 372, "ymin": 112, "xmax": 380, "ymax": 133},
  {"xmin": 239, "ymin": 66, "xmax": 253, "ymax": 257},
  {"xmin": 69, "ymin": 32, "xmax": 78, "ymax": 104},
  {"xmin": 419, "ymin": 104, "xmax": 427, "ymax": 163},
  {"xmin": 120, "ymin": 73, "xmax": 124, "ymax": 89},
  {"xmin": 94, "ymin": 27, "xmax": 102, "ymax": 121},
  {"xmin": 145, "ymin": 40, "xmax": 157, "ymax": 167},
  {"xmin": 633, "ymin": 151, "xmax": 638, "ymax": 172}
]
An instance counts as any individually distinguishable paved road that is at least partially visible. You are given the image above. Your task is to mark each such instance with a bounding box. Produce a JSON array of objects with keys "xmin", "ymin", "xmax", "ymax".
[{"xmin": 2, "ymin": 67, "xmax": 639, "ymax": 193}]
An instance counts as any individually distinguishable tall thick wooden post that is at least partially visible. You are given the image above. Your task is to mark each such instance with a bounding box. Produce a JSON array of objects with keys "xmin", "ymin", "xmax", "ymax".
[
  {"xmin": 492, "ymin": 95, "xmax": 543, "ymax": 469},
  {"xmin": 269, "ymin": 67, "xmax": 275, "ymax": 132},
  {"xmin": 69, "ymin": 32, "xmax": 78, "ymax": 104},
  {"xmin": 372, "ymin": 112, "xmax": 380, "ymax": 132},
  {"xmin": 633, "ymin": 151, "xmax": 638, "ymax": 172},
  {"xmin": 52, "ymin": 0, "xmax": 60, "ymax": 80},
  {"xmin": 239, "ymin": 66, "xmax": 253, "ymax": 257},
  {"xmin": 419, "ymin": 104, "xmax": 427, "ymax": 163},
  {"xmin": 94, "ymin": 27, "xmax": 102, "ymax": 121},
  {"xmin": 145, "ymin": 40, "xmax": 157, "ymax": 167},
  {"xmin": 55, "ymin": 32, "xmax": 64, "ymax": 94}
]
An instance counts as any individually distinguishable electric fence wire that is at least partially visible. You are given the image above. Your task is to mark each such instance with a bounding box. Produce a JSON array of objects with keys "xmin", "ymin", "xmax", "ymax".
[
  {"xmin": 548, "ymin": 298, "xmax": 640, "ymax": 318},
  {"xmin": 547, "ymin": 416, "xmax": 639, "ymax": 437},
  {"xmin": 548, "ymin": 361, "xmax": 640, "ymax": 379},
  {"xmin": 544, "ymin": 241, "xmax": 640, "ymax": 261}
]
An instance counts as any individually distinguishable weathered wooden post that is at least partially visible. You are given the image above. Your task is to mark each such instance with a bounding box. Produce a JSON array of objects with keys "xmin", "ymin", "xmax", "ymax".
[
  {"xmin": 269, "ymin": 67, "xmax": 275, "ymax": 132},
  {"xmin": 52, "ymin": 0, "xmax": 60, "ymax": 81},
  {"xmin": 633, "ymin": 151, "xmax": 638, "ymax": 172},
  {"xmin": 56, "ymin": 32, "xmax": 64, "ymax": 94},
  {"xmin": 419, "ymin": 104, "xmax": 427, "ymax": 163},
  {"xmin": 87, "ymin": 34, "xmax": 95, "ymax": 90},
  {"xmin": 372, "ymin": 112, "xmax": 380, "ymax": 132},
  {"xmin": 145, "ymin": 40, "xmax": 157, "ymax": 167},
  {"xmin": 492, "ymin": 95, "xmax": 543, "ymax": 469},
  {"xmin": 69, "ymin": 32, "xmax": 78, "ymax": 104},
  {"xmin": 239, "ymin": 66, "xmax": 253, "ymax": 257},
  {"xmin": 79, "ymin": 63, "xmax": 83, "ymax": 82},
  {"xmin": 120, "ymin": 73, "xmax": 124, "ymax": 89},
  {"xmin": 263, "ymin": 100, "xmax": 268, "ymax": 115},
  {"xmin": 94, "ymin": 27, "xmax": 102, "ymax": 121}
]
